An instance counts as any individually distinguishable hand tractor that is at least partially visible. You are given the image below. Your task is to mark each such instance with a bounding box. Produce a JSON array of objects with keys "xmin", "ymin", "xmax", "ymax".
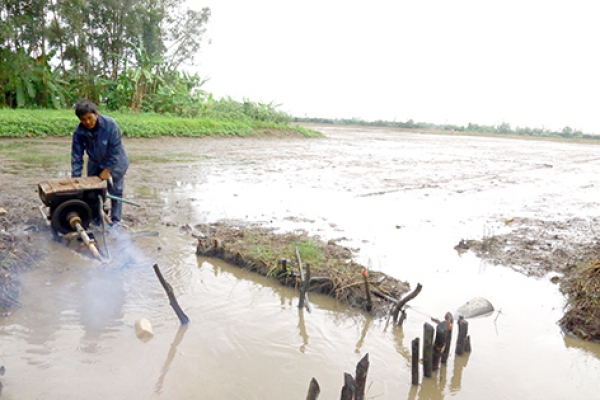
[{"xmin": 37, "ymin": 176, "xmax": 139, "ymax": 261}]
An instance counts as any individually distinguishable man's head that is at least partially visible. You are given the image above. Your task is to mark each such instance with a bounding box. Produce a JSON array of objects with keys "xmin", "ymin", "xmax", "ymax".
[{"xmin": 75, "ymin": 99, "xmax": 99, "ymax": 130}]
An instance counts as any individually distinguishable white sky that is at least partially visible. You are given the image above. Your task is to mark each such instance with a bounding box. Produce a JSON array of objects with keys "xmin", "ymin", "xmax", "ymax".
[{"xmin": 187, "ymin": 0, "xmax": 600, "ymax": 133}]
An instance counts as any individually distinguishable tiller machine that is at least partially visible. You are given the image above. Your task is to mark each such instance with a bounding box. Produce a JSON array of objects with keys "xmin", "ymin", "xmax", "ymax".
[{"xmin": 37, "ymin": 176, "xmax": 122, "ymax": 261}]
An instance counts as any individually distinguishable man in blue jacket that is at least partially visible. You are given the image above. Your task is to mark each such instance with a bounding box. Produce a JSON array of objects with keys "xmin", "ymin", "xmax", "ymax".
[{"xmin": 71, "ymin": 99, "xmax": 130, "ymax": 223}]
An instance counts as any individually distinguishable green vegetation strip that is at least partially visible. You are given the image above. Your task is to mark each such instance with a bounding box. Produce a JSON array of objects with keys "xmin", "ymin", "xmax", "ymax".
[{"xmin": 0, "ymin": 109, "xmax": 321, "ymax": 138}]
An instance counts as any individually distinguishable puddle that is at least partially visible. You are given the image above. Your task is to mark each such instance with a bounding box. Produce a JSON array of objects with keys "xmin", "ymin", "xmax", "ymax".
[{"xmin": 2, "ymin": 128, "xmax": 600, "ymax": 398}]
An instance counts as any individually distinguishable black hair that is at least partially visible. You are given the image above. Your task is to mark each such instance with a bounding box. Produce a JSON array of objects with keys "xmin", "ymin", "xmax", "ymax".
[{"xmin": 74, "ymin": 99, "xmax": 98, "ymax": 118}]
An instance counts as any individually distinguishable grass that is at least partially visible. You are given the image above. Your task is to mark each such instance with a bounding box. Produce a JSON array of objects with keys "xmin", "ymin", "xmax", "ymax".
[{"xmin": 0, "ymin": 109, "xmax": 323, "ymax": 138}]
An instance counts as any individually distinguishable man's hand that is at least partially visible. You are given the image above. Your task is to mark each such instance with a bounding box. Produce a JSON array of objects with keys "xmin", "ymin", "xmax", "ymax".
[{"xmin": 99, "ymin": 168, "xmax": 111, "ymax": 180}]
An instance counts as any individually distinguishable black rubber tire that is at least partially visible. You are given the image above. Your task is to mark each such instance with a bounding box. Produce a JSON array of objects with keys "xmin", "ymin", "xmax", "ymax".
[{"xmin": 50, "ymin": 199, "xmax": 93, "ymax": 234}]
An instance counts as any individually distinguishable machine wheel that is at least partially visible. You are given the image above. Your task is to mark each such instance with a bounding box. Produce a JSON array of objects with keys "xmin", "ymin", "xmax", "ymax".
[{"xmin": 50, "ymin": 199, "xmax": 93, "ymax": 234}]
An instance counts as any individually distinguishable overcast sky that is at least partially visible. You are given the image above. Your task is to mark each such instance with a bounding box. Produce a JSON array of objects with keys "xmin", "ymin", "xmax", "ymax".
[{"xmin": 187, "ymin": 1, "xmax": 600, "ymax": 132}]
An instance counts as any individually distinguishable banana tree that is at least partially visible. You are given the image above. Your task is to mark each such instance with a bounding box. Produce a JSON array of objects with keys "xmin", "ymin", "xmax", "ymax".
[{"xmin": 128, "ymin": 37, "xmax": 162, "ymax": 112}]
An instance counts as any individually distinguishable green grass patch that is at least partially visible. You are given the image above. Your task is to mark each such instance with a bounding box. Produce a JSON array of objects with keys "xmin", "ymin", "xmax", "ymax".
[{"xmin": 0, "ymin": 109, "xmax": 322, "ymax": 138}]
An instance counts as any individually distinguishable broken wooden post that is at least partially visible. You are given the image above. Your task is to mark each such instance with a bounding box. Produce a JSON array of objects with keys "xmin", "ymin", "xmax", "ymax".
[
  {"xmin": 280, "ymin": 258, "xmax": 288, "ymax": 275},
  {"xmin": 299, "ymin": 264, "xmax": 312, "ymax": 313},
  {"xmin": 306, "ymin": 377, "xmax": 320, "ymax": 400},
  {"xmin": 455, "ymin": 316, "xmax": 469, "ymax": 355},
  {"xmin": 411, "ymin": 337, "xmax": 420, "ymax": 386},
  {"xmin": 355, "ymin": 353, "xmax": 369, "ymax": 400},
  {"xmin": 153, "ymin": 264, "xmax": 189, "ymax": 325},
  {"xmin": 423, "ymin": 322, "xmax": 434, "ymax": 378},
  {"xmin": 432, "ymin": 321, "xmax": 449, "ymax": 371},
  {"xmin": 392, "ymin": 283, "xmax": 423, "ymax": 325},
  {"xmin": 340, "ymin": 373, "xmax": 356, "ymax": 400},
  {"xmin": 465, "ymin": 335, "xmax": 471, "ymax": 353},
  {"xmin": 296, "ymin": 246, "xmax": 312, "ymax": 313},
  {"xmin": 361, "ymin": 269, "xmax": 372, "ymax": 312},
  {"xmin": 441, "ymin": 312, "xmax": 453, "ymax": 364}
]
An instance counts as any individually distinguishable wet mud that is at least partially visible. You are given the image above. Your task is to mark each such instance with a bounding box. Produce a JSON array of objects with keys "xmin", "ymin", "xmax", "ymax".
[
  {"xmin": 2, "ymin": 128, "xmax": 600, "ymax": 399},
  {"xmin": 2, "ymin": 133, "xmax": 600, "ymax": 338}
]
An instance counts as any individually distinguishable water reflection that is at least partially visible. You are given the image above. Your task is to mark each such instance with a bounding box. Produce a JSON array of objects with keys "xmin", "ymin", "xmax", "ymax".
[
  {"xmin": 392, "ymin": 326, "xmax": 411, "ymax": 362},
  {"xmin": 355, "ymin": 315, "xmax": 371, "ymax": 354},
  {"xmin": 155, "ymin": 324, "xmax": 189, "ymax": 394},
  {"xmin": 563, "ymin": 334, "xmax": 600, "ymax": 359},
  {"xmin": 449, "ymin": 353, "xmax": 470, "ymax": 393},
  {"xmin": 297, "ymin": 309, "xmax": 309, "ymax": 353}
]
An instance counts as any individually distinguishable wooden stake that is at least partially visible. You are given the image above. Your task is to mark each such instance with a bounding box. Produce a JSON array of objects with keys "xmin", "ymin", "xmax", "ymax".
[
  {"xmin": 361, "ymin": 269, "xmax": 372, "ymax": 312},
  {"xmin": 340, "ymin": 373, "xmax": 356, "ymax": 400},
  {"xmin": 296, "ymin": 247, "xmax": 312, "ymax": 313},
  {"xmin": 455, "ymin": 316, "xmax": 469, "ymax": 356},
  {"xmin": 411, "ymin": 337, "xmax": 420, "ymax": 386},
  {"xmin": 355, "ymin": 353, "xmax": 369, "ymax": 400},
  {"xmin": 441, "ymin": 312, "xmax": 453, "ymax": 364},
  {"xmin": 423, "ymin": 322, "xmax": 434, "ymax": 378},
  {"xmin": 432, "ymin": 321, "xmax": 449, "ymax": 371},
  {"xmin": 306, "ymin": 378, "xmax": 320, "ymax": 400},
  {"xmin": 153, "ymin": 264, "xmax": 190, "ymax": 325}
]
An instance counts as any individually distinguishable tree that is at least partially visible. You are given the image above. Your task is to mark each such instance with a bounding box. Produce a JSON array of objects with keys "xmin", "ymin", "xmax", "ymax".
[{"xmin": 0, "ymin": 0, "xmax": 211, "ymax": 112}]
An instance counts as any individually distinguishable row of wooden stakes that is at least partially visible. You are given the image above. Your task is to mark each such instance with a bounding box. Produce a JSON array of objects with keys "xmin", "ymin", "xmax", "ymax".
[
  {"xmin": 304, "ymin": 313, "xmax": 471, "ymax": 399},
  {"xmin": 412, "ymin": 313, "xmax": 471, "ymax": 385}
]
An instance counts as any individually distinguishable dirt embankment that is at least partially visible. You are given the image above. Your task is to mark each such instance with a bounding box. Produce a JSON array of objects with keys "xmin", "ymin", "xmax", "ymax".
[
  {"xmin": 455, "ymin": 216, "xmax": 600, "ymax": 342},
  {"xmin": 193, "ymin": 221, "xmax": 410, "ymax": 318}
]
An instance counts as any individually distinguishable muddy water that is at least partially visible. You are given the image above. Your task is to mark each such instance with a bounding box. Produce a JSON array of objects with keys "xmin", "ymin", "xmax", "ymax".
[{"xmin": 2, "ymin": 127, "xmax": 600, "ymax": 399}]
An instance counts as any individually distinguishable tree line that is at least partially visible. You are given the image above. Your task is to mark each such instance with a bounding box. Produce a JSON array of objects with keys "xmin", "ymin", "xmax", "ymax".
[
  {"xmin": 293, "ymin": 117, "xmax": 597, "ymax": 140},
  {"xmin": 0, "ymin": 0, "xmax": 212, "ymax": 116}
]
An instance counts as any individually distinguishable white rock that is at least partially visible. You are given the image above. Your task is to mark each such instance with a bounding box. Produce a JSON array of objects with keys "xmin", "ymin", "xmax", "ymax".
[
  {"xmin": 456, "ymin": 297, "xmax": 494, "ymax": 319},
  {"xmin": 135, "ymin": 318, "xmax": 154, "ymax": 339}
]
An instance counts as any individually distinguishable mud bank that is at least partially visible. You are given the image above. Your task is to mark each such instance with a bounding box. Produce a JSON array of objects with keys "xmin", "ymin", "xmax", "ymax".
[
  {"xmin": 456, "ymin": 216, "xmax": 600, "ymax": 341},
  {"xmin": 193, "ymin": 221, "xmax": 411, "ymax": 318}
]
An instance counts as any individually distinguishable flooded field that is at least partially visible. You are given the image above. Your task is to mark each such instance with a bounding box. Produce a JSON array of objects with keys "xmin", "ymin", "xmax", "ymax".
[{"xmin": 1, "ymin": 126, "xmax": 600, "ymax": 399}]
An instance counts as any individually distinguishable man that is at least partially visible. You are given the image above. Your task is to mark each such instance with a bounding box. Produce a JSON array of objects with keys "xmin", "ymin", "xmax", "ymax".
[{"xmin": 71, "ymin": 99, "xmax": 130, "ymax": 223}]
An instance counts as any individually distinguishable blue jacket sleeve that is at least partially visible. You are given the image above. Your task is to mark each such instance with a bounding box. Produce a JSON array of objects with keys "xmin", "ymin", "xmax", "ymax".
[{"xmin": 71, "ymin": 131, "xmax": 85, "ymax": 178}]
